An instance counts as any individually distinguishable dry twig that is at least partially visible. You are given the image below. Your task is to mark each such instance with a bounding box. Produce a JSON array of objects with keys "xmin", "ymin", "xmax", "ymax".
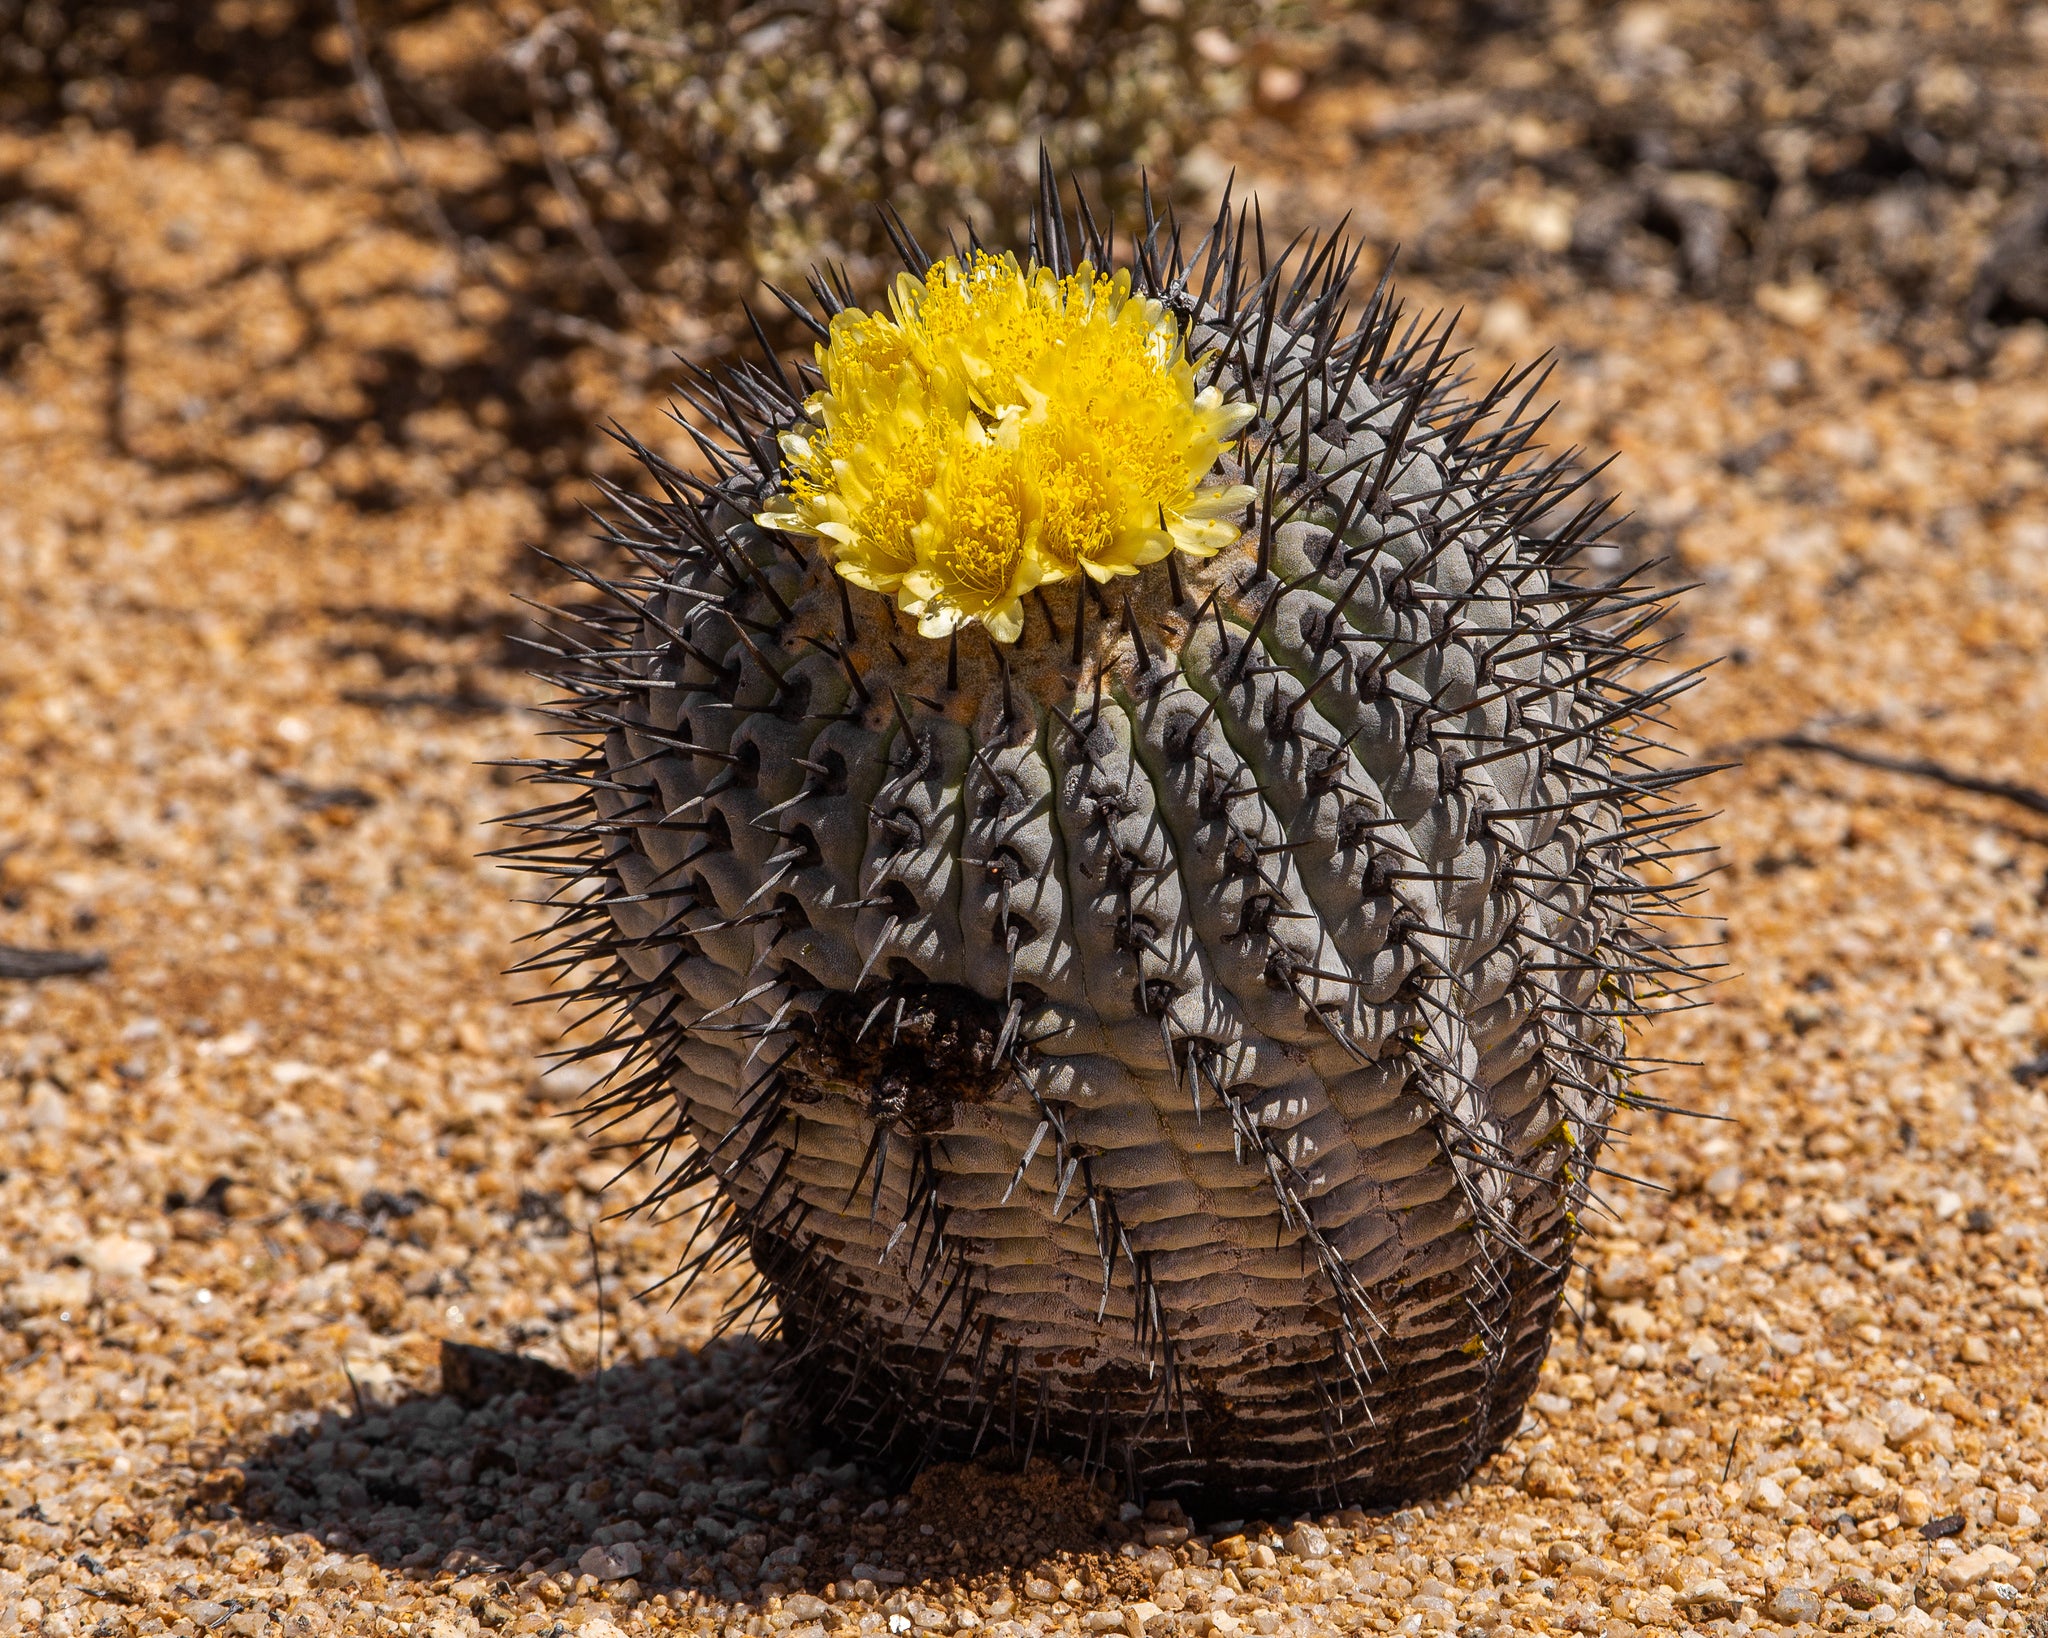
[
  {"xmin": 0, "ymin": 945, "xmax": 108, "ymax": 981},
  {"xmin": 332, "ymin": 0, "xmax": 664, "ymax": 371},
  {"xmin": 1749, "ymin": 733, "xmax": 2048, "ymax": 819},
  {"xmin": 506, "ymin": 12, "xmax": 646, "ymax": 316},
  {"xmin": 334, "ymin": 0, "xmax": 478, "ymax": 278}
]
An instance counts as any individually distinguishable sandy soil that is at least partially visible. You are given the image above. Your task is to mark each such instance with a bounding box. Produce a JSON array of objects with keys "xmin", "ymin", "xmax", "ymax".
[{"xmin": 4, "ymin": 19, "xmax": 2048, "ymax": 1638}]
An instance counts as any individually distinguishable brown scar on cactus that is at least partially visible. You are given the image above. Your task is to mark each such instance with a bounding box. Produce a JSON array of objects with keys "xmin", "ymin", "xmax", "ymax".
[{"xmin": 497, "ymin": 155, "xmax": 1716, "ymax": 1511}]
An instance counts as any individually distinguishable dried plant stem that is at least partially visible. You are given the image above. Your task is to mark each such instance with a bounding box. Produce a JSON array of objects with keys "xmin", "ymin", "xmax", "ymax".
[
  {"xmin": 589, "ymin": 1223, "xmax": 608, "ymax": 1410},
  {"xmin": 334, "ymin": 0, "xmax": 476, "ymax": 277},
  {"xmin": 1751, "ymin": 733, "xmax": 2048, "ymax": 819},
  {"xmin": 333, "ymin": 0, "xmax": 664, "ymax": 371},
  {"xmin": 506, "ymin": 13, "xmax": 646, "ymax": 316}
]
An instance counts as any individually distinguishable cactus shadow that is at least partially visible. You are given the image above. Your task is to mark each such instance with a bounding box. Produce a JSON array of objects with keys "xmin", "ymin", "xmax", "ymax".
[
  {"xmin": 230, "ymin": 1337, "xmax": 1131, "ymax": 1606},
  {"xmin": 232, "ymin": 1337, "xmax": 843, "ymax": 1598}
]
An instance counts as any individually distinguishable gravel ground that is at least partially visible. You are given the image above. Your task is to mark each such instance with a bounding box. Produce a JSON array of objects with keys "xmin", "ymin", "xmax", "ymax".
[{"xmin": 5, "ymin": 28, "xmax": 2048, "ymax": 1638}]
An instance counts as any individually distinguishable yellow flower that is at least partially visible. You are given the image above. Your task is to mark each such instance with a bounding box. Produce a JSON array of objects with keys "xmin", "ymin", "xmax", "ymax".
[
  {"xmin": 900, "ymin": 410, "xmax": 1042, "ymax": 643},
  {"xmin": 756, "ymin": 251, "xmax": 1256, "ymax": 642}
]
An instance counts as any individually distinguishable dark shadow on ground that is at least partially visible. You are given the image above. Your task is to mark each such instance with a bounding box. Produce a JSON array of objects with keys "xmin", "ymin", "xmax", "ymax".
[{"xmin": 232, "ymin": 1338, "xmax": 1149, "ymax": 1612}]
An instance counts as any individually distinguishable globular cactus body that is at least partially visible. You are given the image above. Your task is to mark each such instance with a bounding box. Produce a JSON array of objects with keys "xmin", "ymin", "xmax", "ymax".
[{"xmin": 513, "ymin": 178, "xmax": 1702, "ymax": 1509}]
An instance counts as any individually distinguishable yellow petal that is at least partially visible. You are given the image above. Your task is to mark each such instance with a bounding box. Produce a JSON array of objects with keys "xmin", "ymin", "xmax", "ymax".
[
  {"xmin": 1182, "ymin": 482, "xmax": 1257, "ymax": 519},
  {"xmin": 981, "ymin": 601, "xmax": 1027, "ymax": 644},
  {"xmin": 1170, "ymin": 516, "xmax": 1241, "ymax": 557}
]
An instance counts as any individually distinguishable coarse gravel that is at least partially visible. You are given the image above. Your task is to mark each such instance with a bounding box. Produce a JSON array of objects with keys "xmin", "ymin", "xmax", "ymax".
[{"xmin": 4, "ymin": 25, "xmax": 2048, "ymax": 1638}]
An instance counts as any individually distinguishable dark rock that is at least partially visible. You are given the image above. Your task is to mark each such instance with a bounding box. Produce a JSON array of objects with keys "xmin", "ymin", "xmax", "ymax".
[{"xmin": 440, "ymin": 1340, "xmax": 575, "ymax": 1411}]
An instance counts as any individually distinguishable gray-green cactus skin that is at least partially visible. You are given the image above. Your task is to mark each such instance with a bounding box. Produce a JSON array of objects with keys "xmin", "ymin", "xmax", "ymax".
[{"xmin": 513, "ymin": 183, "xmax": 1701, "ymax": 1509}]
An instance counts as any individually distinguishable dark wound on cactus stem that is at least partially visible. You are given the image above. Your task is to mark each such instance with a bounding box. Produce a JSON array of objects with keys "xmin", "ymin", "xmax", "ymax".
[{"xmin": 501, "ymin": 157, "xmax": 1712, "ymax": 1511}]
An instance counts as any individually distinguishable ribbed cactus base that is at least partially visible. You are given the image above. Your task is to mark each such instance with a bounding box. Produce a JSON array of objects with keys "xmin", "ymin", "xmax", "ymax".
[
  {"xmin": 514, "ymin": 175, "xmax": 1701, "ymax": 1509},
  {"xmin": 756, "ymin": 1197, "xmax": 1572, "ymax": 1509}
]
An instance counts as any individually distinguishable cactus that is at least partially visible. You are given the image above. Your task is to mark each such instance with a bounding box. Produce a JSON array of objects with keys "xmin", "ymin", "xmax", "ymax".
[{"xmin": 507, "ymin": 173, "xmax": 1705, "ymax": 1509}]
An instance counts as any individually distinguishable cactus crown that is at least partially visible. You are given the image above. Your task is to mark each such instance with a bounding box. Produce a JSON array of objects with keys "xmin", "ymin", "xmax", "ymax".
[{"xmin": 756, "ymin": 250, "xmax": 1256, "ymax": 642}]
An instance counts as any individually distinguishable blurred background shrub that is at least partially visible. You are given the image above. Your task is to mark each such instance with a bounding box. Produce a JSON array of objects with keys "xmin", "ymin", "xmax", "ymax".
[
  {"xmin": 4, "ymin": 0, "xmax": 2040, "ymax": 365},
  {"xmin": 0, "ymin": 0, "xmax": 1319, "ymax": 350},
  {"xmin": 0, "ymin": 0, "xmax": 2038, "ymax": 566},
  {"xmin": 571, "ymin": 0, "xmax": 1319, "ymax": 321},
  {"xmin": 1330, "ymin": 0, "xmax": 2048, "ymax": 366}
]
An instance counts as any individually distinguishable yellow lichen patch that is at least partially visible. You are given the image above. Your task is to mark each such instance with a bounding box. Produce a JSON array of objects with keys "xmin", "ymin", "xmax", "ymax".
[{"xmin": 756, "ymin": 252, "xmax": 1256, "ymax": 642}]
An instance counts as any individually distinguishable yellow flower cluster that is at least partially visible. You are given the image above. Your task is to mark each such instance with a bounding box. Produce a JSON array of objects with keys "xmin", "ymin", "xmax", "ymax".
[{"xmin": 756, "ymin": 253, "xmax": 1257, "ymax": 643}]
